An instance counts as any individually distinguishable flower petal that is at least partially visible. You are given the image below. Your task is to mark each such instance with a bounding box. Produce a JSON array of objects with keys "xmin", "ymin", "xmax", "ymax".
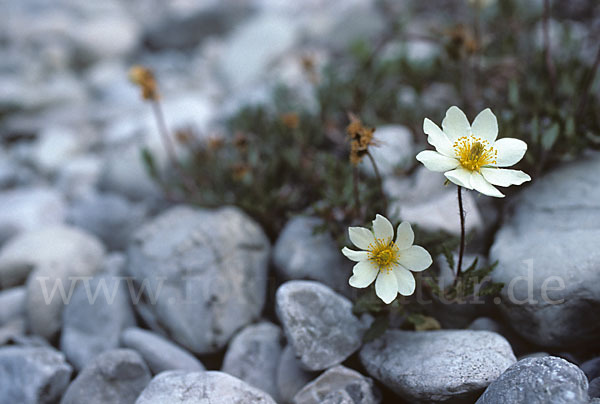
[
  {"xmin": 393, "ymin": 266, "xmax": 416, "ymax": 296},
  {"xmin": 480, "ymin": 167, "xmax": 531, "ymax": 187},
  {"xmin": 416, "ymin": 151, "xmax": 459, "ymax": 172},
  {"xmin": 423, "ymin": 118, "xmax": 455, "ymax": 157},
  {"xmin": 442, "ymin": 106, "xmax": 470, "ymax": 142},
  {"xmin": 470, "ymin": 171, "xmax": 505, "ymax": 197},
  {"xmin": 372, "ymin": 214, "xmax": 394, "ymax": 243},
  {"xmin": 395, "ymin": 221, "xmax": 414, "ymax": 250},
  {"xmin": 471, "ymin": 108, "xmax": 498, "ymax": 144},
  {"xmin": 397, "ymin": 246, "xmax": 432, "ymax": 272},
  {"xmin": 342, "ymin": 247, "xmax": 368, "ymax": 262},
  {"xmin": 348, "ymin": 227, "xmax": 375, "ymax": 250},
  {"xmin": 375, "ymin": 271, "xmax": 398, "ymax": 304},
  {"xmin": 493, "ymin": 138, "xmax": 527, "ymax": 167},
  {"xmin": 349, "ymin": 261, "xmax": 379, "ymax": 288},
  {"xmin": 444, "ymin": 167, "xmax": 473, "ymax": 189}
]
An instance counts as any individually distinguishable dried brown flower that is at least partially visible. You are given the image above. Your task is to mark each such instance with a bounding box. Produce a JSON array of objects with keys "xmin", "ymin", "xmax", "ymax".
[
  {"xmin": 346, "ymin": 113, "xmax": 376, "ymax": 165},
  {"xmin": 281, "ymin": 112, "xmax": 300, "ymax": 129},
  {"xmin": 129, "ymin": 65, "xmax": 159, "ymax": 101}
]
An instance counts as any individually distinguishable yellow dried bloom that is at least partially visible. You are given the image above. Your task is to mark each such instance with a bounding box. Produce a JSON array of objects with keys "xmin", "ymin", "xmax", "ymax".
[
  {"xmin": 281, "ymin": 112, "xmax": 300, "ymax": 129},
  {"xmin": 129, "ymin": 65, "xmax": 159, "ymax": 101}
]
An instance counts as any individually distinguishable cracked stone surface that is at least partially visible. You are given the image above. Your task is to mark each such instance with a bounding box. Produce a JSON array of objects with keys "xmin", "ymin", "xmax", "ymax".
[
  {"xmin": 360, "ymin": 330, "xmax": 516, "ymax": 403},
  {"xmin": 126, "ymin": 205, "xmax": 270, "ymax": 354},
  {"xmin": 135, "ymin": 370, "xmax": 277, "ymax": 404},
  {"xmin": 276, "ymin": 280, "xmax": 366, "ymax": 371},
  {"xmin": 476, "ymin": 356, "xmax": 590, "ymax": 404}
]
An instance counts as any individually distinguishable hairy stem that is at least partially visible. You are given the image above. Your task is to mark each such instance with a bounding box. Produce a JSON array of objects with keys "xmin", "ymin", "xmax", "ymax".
[
  {"xmin": 454, "ymin": 185, "xmax": 466, "ymax": 286},
  {"xmin": 352, "ymin": 166, "xmax": 361, "ymax": 219},
  {"xmin": 151, "ymin": 100, "xmax": 199, "ymax": 195},
  {"xmin": 366, "ymin": 151, "xmax": 388, "ymax": 212}
]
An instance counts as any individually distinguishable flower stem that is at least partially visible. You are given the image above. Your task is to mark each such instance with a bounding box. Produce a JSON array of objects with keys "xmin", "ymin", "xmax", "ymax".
[
  {"xmin": 366, "ymin": 150, "xmax": 388, "ymax": 212},
  {"xmin": 454, "ymin": 185, "xmax": 466, "ymax": 286},
  {"xmin": 150, "ymin": 100, "xmax": 199, "ymax": 195},
  {"xmin": 352, "ymin": 166, "xmax": 361, "ymax": 219}
]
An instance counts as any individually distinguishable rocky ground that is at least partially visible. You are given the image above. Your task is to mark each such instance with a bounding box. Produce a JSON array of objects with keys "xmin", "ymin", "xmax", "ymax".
[{"xmin": 1, "ymin": 0, "xmax": 600, "ymax": 403}]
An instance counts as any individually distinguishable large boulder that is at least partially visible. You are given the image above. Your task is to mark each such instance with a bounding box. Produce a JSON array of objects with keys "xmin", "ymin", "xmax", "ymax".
[
  {"xmin": 135, "ymin": 370, "xmax": 277, "ymax": 404},
  {"xmin": 60, "ymin": 349, "xmax": 151, "ymax": 404},
  {"xmin": 126, "ymin": 206, "xmax": 270, "ymax": 354},
  {"xmin": 0, "ymin": 286, "xmax": 26, "ymax": 325},
  {"xmin": 276, "ymin": 281, "xmax": 366, "ymax": 371},
  {"xmin": 360, "ymin": 330, "xmax": 516, "ymax": 403},
  {"xmin": 476, "ymin": 356, "xmax": 589, "ymax": 404},
  {"xmin": 276, "ymin": 345, "xmax": 316, "ymax": 403},
  {"xmin": 222, "ymin": 322, "xmax": 283, "ymax": 401},
  {"xmin": 490, "ymin": 155, "xmax": 600, "ymax": 347},
  {"xmin": 0, "ymin": 346, "xmax": 72, "ymax": 404}
]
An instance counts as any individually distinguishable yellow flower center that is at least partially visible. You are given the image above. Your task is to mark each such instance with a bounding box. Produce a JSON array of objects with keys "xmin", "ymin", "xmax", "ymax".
[
  {"xmin": 453, "ymin": 136, "xmax": 497, "ymax": 172},
  {"xmin": 367, "ymin": 239, "xmax": 400, "ymax": 273}
]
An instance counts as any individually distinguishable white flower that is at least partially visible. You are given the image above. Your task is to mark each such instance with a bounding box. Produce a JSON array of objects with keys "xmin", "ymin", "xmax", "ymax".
[
  {"xmin": 416, "ymin": 106, "xmax": 531, "ymax": 198},
  {"xmin": 342, "ymin": 214, "xmax": 432, "ymax": 304}
]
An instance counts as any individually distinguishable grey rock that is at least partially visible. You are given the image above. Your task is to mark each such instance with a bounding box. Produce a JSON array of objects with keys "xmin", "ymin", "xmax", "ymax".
[
  {"xmin": 0, "ymin": 286, "xmax": 26, "ymax": 325},
  {"xmin": 0, "ymin": 225, "xmax": 104, "ymax": 289},
  {"xmin": 276, "ymin": 281, "xmax": 365, "ymax": 371},
  {"xmin": 590, "ymin": 378, "xmax": 600, "ymax": 399},
  {"xmin": 121, "ymin": 327, "xmax": 205, "ymax": 374},
  {"xmin": 126, "ymin": 205, "xmax": 270, "ymax": 354},
  {"xmin": 360, "ymin": 125, "xmax": 414, "ymax": 177},
  {"xmin": 468, "ymin": 317, "xmax": 532, "ymax": 357},
  {"xmin": 475, "ymin": 356, "xmax": 589, "ymax": 404},
  {"xmin": 56, "ymin": 155, "xmax": 103, "ymax": 199},
  {"xmin": 0, "ymin": 187, "xmax": 65, "ymax": 246},
  {"xmin": 277, "ymin": 345, "xmax": 316, "ymax": 403},
  {"xmin": 20, "ymin": 226, "xmax": 105, "ymax": 338},
  {"xmin": 293, "ymin": 365, "xmax": 380, "ymax": 404},
  {"xmin": 31, "ymin": 126, "xmax": 89, "ymax": 175},
  {"xmin": 222, "ymin": 322, "xmax": 283, "ymax": 401},
  {"xmin": 0, "ymin": 318, "xmax": 27, "ymax": 345},
  {"xmin": 60, "ymin": 274, "xmax": 136, "ymax": 370},
  {"xmin": 67, "ymin": 192, "xmax": 147, "ymax": 250},
  {"xmin": 360, "ymin": 330, "xmax": 516, "ymax": 403},
  {"xmin": 273, "ymin": 216, "xmax": 350, "ymax": 294},
  {"xmin": 0, "ymin": 346, "xmax": 72, "ymax": 404},
  {"xmin": 581, "ymin": 357, "xmax": 600, "ymax": 381},
  {"xmin": 61, "ymin": 349, "xmax": 151, "ymax": 404},
  {"xmin": 135, "ymin": 370, "xmax": 277, "ymax": 404},
  {"xmin": 490, "ymin": 155, "xmax": 600, "ymax": 347}
]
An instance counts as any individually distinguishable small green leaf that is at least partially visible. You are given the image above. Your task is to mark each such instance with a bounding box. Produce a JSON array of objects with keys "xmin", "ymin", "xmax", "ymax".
[
  {"xmin": 140, "ymin": 148, "xmax": 160, "ymax": 181},
  {"xmin": 541, "ymin": 123, "xmax": 560, "ymax": 150}
]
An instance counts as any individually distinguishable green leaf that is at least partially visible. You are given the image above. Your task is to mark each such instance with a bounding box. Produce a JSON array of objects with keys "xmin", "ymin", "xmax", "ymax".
[
  {"xmin": 363, "ymin": 315, "xmax": 389, "ymax": 343},
  {"xmin": 140, "ymin": 148, "xmax": 160, "ymax": 181},
  {"xmin": 541, "ymin": 123, "xmax": 560, "ymax": 151},
  {"xmin": 442, "ymin": 246, "xmax": 455, "ymax": 273}
]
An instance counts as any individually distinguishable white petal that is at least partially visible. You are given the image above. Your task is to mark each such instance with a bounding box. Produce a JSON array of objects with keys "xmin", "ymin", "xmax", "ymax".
[
  {"xmin": 471, "ymin": 108, "xmax": 498, "ymax": 144},
  {"xmin": 348, "ymin": 227, "xmax": 375, "ymax": 250},
  {"xmin": 442, "ymin": 106, "xmax": 470, "ymax": 142},
  {"xmin": 493, "ymin": 138, "xmax": 527, "ymax": 167},
  {"xmin": 423, "ymin": 118, "xmax": 455, "ymax": 157},
  {"xmin": 375, "ymin": 271, "xmax": 398, "ymax": 304},
  {"xmin": 393, "ymin": 266, "xmax": 416, "ymax": 296},
  {"xmin": 470, "ymin": 171, "xmax": 505, "ymax": 197},
  {"xmin": 397, "ymin": 246, "xmax": 432, "ymax": 272},
  {"xmin": 416, "ymin": 151, "xmax": 459, "ymax": 172},
  {"xmin": 372, "ymin": 214, "xmax": 394, "ymax": 243},
  {"xmin": 395, "ymin": 222, "xmax": 414, "ymax": 250},
  {"xmin": 349, "ymin": 261, "xmax": 379, "ymax": 288},
  {"xmin": 444, "ymin": 167, "xmax": 473, "ymax": 189},
  {"xmin": 480, "ymin": 167, "xmax": 531, "ymax": 187},
  {"xmin": 342, "ymin": 247, "xmax": 368, "ymax": 262}
]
